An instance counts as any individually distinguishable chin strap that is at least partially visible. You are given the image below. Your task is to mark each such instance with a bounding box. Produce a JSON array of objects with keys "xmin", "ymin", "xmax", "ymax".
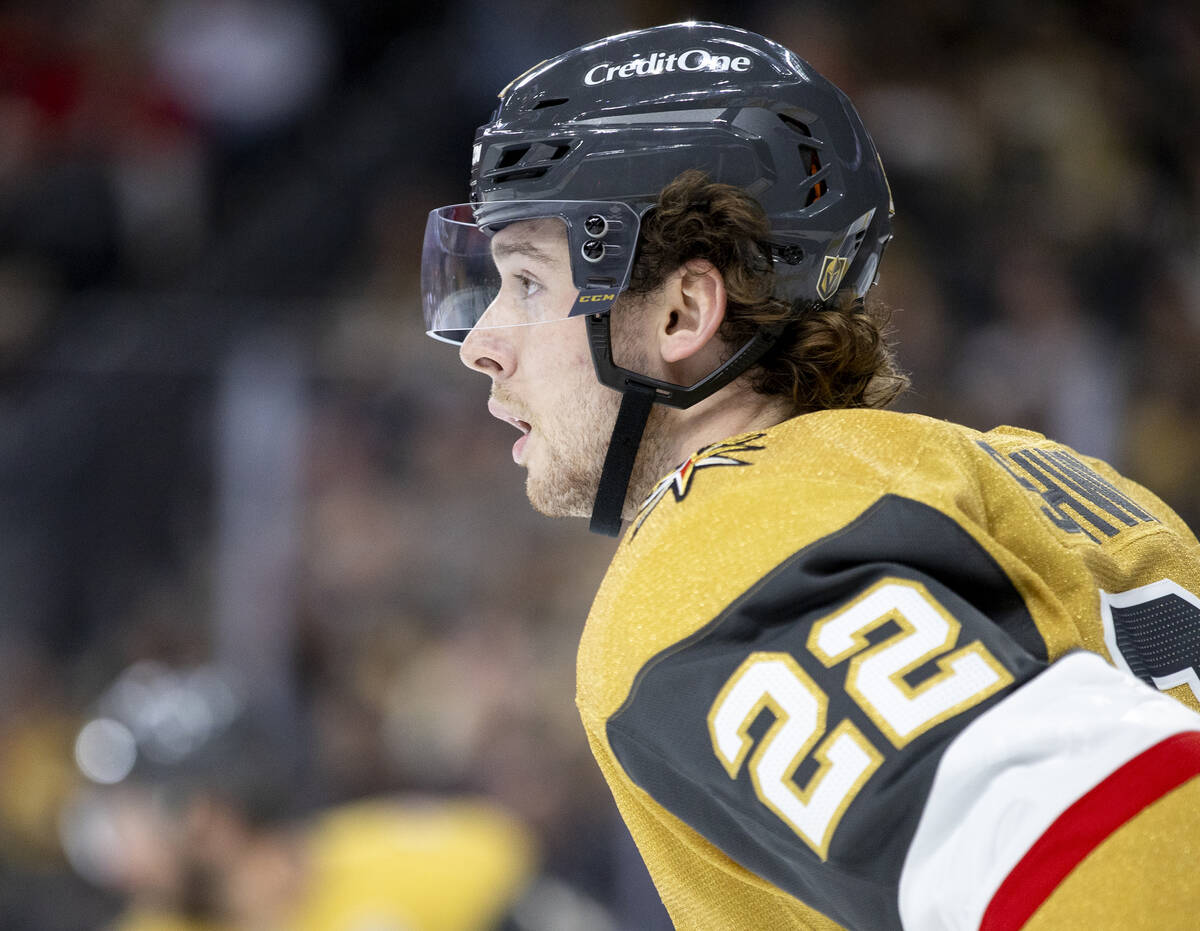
[
  {"xmin": 583, "ymin": 310, "xmax": 786, "ymax": 538},
  {"xmin": 589, "ymin": 383, "xmax": 656, "ymax": 537}
]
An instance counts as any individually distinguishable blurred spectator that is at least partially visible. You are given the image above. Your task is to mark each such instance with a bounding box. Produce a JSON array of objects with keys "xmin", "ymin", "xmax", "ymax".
[
  {"xmin": 949, "ymin": 239, "xmax": 1125, "ymax": 462},
  {"xmin": 1121, "ymin": 256, "xmax": 1200, "ymax": 527},
  {"xmin": 147, "ymin": 0, "xmax": 332, "ymax": 139},
  {"xmin": 0, "ymin": 636, "xmax": 117, "ymax": 928},
  {"xmin": 59, "ymin": 660, "xmax": 620, "ymax": 931}
]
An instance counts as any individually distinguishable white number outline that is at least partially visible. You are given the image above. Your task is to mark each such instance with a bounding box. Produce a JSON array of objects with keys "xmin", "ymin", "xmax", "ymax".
[
  {"xmin": 707, "ymin": 577, "xmax": 1014, "ymax": 855},
  {"xmin": 808, "ymin": 578, "xmax": 1014, "ymax": 748},
  {"xmin": 707, "ymin": 652, "xmax": 882, "ymax": 859}
]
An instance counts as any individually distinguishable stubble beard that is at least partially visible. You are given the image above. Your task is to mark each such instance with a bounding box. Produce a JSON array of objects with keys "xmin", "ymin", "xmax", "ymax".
[
  {"xmin": 523, "ymin": 302, "xmax": 678, "ymax": 523},
  {"xmin": 524, "ymin": 389, "xmax": 676, "ymax": 522},
  {"xmin": 523, "ymin": 386, "xmax": 616, "ymax": 519}
]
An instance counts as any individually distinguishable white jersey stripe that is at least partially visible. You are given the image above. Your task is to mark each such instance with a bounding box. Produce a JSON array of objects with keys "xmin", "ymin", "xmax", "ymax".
[{"xmin": 897, "ymin": 651, "xmax": 1200, "ymax": 931}]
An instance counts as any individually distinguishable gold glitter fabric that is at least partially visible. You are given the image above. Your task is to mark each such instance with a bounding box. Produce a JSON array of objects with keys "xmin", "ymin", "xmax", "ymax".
[
  {"xmin": 575, "ymin": 408, "xmax": 1200, "ymax": 929},
  {"xmin": 1022, "ymin": 776, "xmax": 1200, "ymax": 930}
]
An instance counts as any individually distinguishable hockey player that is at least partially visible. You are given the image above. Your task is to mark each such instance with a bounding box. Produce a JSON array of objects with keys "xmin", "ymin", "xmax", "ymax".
[{"xmin": 420, "ymin": 22, "xmax": 1200, "ymax": 930}]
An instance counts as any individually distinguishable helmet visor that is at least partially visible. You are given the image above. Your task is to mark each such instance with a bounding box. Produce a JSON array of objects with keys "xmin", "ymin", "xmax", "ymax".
[{"xmin": 421, "ymin": 200, "xmax": 641, "ymax": 344}]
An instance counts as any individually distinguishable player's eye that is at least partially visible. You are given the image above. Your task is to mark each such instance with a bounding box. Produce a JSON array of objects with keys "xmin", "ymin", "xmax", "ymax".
[{"xmin": 515, "ymin": 273, "xmax": 541, "ymax": 299}]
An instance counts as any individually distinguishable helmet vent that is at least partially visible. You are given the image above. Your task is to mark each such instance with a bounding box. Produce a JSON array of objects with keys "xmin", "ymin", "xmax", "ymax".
[
  {"xmin": 494, "ymin": 167, "xmax": 551, "ymax": 183},
  {"xmin": 778, "ymin": 113, "xmax": 813, "ymax": 137},
  {"xmin": 496, "ymin": 146, "xmax": 531, "ymax": 170},
  {"xmin": 532, "ymin": 97, "xmax": 569, "ymax": 110},
  {"xmin": 487, "ymin": 140, "xmax": 574, "ymax": 184},
  {"xmin": 802, "ymin": 148, "xmax": 826, "ymax": 206}
]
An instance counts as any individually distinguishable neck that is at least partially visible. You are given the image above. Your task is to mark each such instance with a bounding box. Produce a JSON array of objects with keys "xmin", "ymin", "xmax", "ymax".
[
  {"xmin": 669, "ymin": 386, "xmax": 793, "ymax": 464},
  {"xmin": 625, "ymin": 383, "xmax": 793, "ymax": 517}
]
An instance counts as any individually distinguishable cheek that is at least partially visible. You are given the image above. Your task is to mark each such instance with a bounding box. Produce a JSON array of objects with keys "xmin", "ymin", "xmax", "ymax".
[
  {"xmin": 519, "ymin": 319, "xmax": 603, "ymax": 420},
  {"xmin": 550, "ymin": 362, "xmax": 600, "ymax": 422},
  {"xmin": 531, "ymin": 322, "xmax": 595, "ymax": 386},
  {"xmin": 563, "ymin": 318, "xmax": 594, "ymax": 368},
  {"xmin": 538, "ymin": 361, "xmax": 609, "ymax": 439}
]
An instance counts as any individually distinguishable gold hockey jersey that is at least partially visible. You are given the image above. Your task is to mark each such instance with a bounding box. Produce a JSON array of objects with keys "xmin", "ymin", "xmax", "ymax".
[{"xmin": 576, "ymin": 408, "xmax": 1200, "ymax": 930}]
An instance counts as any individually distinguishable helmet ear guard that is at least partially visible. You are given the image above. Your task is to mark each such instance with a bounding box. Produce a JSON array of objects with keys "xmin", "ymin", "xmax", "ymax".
[{"xmin": 430, "ymin": 21, "xmax": 895, "ymax": 535}]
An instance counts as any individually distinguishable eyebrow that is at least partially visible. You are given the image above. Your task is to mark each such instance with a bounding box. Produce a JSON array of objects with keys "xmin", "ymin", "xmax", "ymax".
[{"xmin": 490, "ymin": 239, "xmax": 559, "ymax": 265}]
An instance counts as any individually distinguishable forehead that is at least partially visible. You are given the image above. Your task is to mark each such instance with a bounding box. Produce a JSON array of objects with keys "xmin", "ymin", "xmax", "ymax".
[{"xmin": 490, "ymin": 217, "xmax": 569, "ymax": 265}]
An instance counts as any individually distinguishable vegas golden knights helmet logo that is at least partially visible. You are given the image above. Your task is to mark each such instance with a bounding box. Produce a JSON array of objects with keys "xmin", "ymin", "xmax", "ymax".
[{"xmin": 816, "ymin": 255, "xmax": 850, "ymax": 301}]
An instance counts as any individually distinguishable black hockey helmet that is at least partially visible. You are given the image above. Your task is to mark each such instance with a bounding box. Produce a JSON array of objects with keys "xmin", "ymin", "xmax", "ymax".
[{"xmin": 422, "ymin": 22, "xmax": 894, "ymax": 534}]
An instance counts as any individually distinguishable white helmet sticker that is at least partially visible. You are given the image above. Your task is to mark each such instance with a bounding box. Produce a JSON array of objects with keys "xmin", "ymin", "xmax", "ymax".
[{"xmin": 584, "ymin": 48, "xmax": 752, "ymax": 87}]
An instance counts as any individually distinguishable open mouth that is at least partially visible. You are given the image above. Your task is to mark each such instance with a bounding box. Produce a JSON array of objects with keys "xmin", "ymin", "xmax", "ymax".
[
  {"xmin": 488, "ymin": 398, "xmax": 530, "ymax": 433},
  {"xmin": 487, "ymin": 399, "xmax": 533, "ymax": 463}
]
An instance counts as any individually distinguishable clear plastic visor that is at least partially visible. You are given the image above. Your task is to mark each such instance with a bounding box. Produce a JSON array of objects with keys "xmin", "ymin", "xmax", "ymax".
[{"xmin": 421, "ymin": 201, "xmax": 640, "ymax": 345}]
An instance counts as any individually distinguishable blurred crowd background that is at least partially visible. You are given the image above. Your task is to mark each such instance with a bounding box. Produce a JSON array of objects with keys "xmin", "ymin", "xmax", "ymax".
[{"xmin": 0, "ymin": 0, "xmax": 1197, "ymax": 928}]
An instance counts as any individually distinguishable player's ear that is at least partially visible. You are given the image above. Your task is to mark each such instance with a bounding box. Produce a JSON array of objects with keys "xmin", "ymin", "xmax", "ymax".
[{"xmin": 658, "ymin": 260, "xmax": 727, "ymax": 364}]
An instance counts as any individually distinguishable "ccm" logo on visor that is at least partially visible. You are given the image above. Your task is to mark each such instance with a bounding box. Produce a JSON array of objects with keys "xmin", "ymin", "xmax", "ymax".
[{"xmin": 578, "ymin": 293, "xmax": 616, "ymax": 303}]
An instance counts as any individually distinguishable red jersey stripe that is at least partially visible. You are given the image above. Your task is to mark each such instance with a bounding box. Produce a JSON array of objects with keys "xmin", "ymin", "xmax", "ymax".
[{"xmin": 980, "ymin": 730, "xmax": 1200, "ymax": 931}]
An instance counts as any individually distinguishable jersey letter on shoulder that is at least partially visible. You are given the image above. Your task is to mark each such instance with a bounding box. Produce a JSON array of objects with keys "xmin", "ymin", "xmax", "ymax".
[{"xmin": 978, "ymin": 441, "xmax": 1158, "ymax": 542}]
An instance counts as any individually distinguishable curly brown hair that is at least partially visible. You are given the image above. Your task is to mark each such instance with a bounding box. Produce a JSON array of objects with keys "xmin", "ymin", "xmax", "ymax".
[{"xmin": 622, "ymin": 169, "xmax": 908, "ymax": 414}]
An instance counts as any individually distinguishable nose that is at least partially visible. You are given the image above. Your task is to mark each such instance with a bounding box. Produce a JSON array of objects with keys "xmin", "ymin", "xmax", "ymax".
[{"xmin": 459, "ymin": 301, "xmax": 514, "ymax": 377}]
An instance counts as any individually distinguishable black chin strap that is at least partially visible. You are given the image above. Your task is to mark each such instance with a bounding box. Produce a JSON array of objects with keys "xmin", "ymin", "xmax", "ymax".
[
  {"xmin": 589, "ymin": 384, "xmax": 656, "ymax": 537},
  {"xmin": 583, "ymin": 309, "xmax": 786, "ymax": 538}
]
